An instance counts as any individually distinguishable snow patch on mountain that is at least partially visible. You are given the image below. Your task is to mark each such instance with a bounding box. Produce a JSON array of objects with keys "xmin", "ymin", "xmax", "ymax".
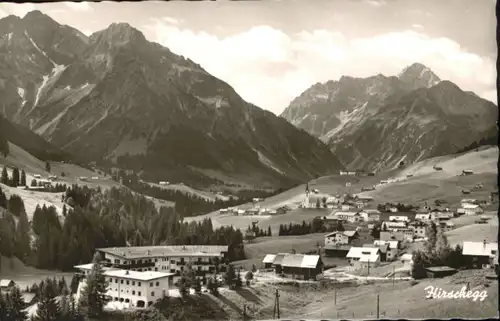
[
  {"xmin": 25, "ymin": 31, "xmax": 56, "ymax": 66},
  {"xmin": 196, "ymin": 96, "xmax": 229, "ymax": 109},
  {"xmin": 256, "ymin": 151, "xmax": 286, "ymax": 176},
  {"xmin": 322, "ymin": 102, "xmax": 368, "ymax": 141}
]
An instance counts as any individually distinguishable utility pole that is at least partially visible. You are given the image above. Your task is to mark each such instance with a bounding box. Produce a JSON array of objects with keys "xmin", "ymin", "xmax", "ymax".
[
  {"xmin": 274, "ymin": 288, "xmax": 280, "ymax": 319},
  {"xmin": 334, "ymin": 289, "xmax": 337, "ymax": 305},
  {"xmin": 376, "ymin": 293, "xmax": 380, "ymax": 319},
  {"xmin": 393, "ymin": 266, "xmax": 395, "ymax": 287},
  {"xmin": 243, "ymin": 303, "xmax": 247, "ymax": 321}
]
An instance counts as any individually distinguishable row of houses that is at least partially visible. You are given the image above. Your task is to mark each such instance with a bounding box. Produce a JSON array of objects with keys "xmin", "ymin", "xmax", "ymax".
[{"xmin": 219, "ymin": 207, "xmax": 288, "ymax": 216}]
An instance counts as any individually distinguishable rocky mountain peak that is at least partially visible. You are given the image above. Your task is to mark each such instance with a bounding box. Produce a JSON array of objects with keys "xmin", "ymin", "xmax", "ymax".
[
  {"xmin": 91, "ymin": 22, "xmax": 146, "ymax": 47},
  {"xmin": 398, "ymin": 62, "xmax": 441, "ymax": 90}
]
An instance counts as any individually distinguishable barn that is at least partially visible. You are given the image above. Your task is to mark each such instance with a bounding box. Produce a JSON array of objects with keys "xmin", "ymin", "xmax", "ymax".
[
  {"xmin": 280, "ymin": 254, "xmax": 324, "ymax": 280},
  {"xmin": 0, "ymin": 279, "xmax": 16, "ymax": 290},
  {"xmin": 425, "ymin": 266, "xmax": 457, "ymax": 278}
]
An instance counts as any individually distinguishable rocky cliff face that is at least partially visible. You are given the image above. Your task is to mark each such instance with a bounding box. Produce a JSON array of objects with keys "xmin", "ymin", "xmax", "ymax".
[
  {"xmin": 0, "ymin": 11, "xmax": 344, "ymax": 189},
  {"xmin": 281, "ymin": 63, "xmax": 497, "ymax": 172}
]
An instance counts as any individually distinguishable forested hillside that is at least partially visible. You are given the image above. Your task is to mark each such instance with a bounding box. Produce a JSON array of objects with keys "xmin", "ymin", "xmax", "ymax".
[{"xmin": 0, "ymin": 183, "xmax": 245, "ymax": 272}]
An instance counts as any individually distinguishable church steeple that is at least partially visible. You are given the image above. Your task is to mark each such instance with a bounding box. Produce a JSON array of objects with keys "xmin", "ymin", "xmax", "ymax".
[{"xmin": 305, "ymin": 183, "xmax": 310, "ymax": 194}]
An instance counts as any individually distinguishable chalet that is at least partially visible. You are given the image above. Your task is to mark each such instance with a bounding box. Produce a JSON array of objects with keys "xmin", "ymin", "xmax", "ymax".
[
  {"xmin": 324, "ymin": 231, "xmax": 359, "ymax": 248},
  {"xmin": 325, "ymin": 196, "xmax": 339, "ymax": 205},
  {"xmin": 434, "ymin": 212, "xmax": 454, "ymax": 221},
  {"xmin": 382, "ymin": 221, "xmax": 407, "ymax": 230},
  {"xmin": 33, "ymin": 174, "xmax": 41, "ymax": 179},
  {"xmin": 388, "ymin": 215, "xmax": 410, "ymax": 223},
  {"xmin": 462, "ymin": 169, "xmax": 474, "ymax": 175},
  {"xmin": 262, "ymin": 254, "xmax": 276, "ymax": 269},
  {"xmin": 340, "ymin": 171, "xmax": 348, "ymax": 176},
  {"xmin": 373, "ymin": 240, "xmax": 398, "ymax": 259},
  {"xmin": 415, "ymin": 213, "xmax": 432, "ymax": 222},
  {"xmin": 219, "ymin": 208, "xmax": 228, "ymax": 214},
  {"xmin": 347, "ymin": 171, "xmax": 356, "ymax": 176},
  {"xmin": 461, "ymin": 189, "xmax": 471, "ymax": 195},
  {"xmin": 354, "ymin": 200, "xmax": 365, "ymax": 209},
  {"xmin": 333, "ymin": 211, "xmax": 361, "ymax": 223},
  {"xmin": 359, "ymin": 209, "xmax": 381, "ymax": 222},
  {"xmin": 363, "ymin": 243, "xmax": 390, "ymax": 261},
  {"xmin": 237, "ymin": 209, "xmax": 245, "ymax": 216},
  {"xmin": 433, "ymin": 165, "xmax": 443, "ymax": 171},
  {"xmin": 361, "ymin": 186, "xmax": 376, "ymax": 192},
  {"xmin": 280, "ymin": 254, "xmax": 324, "ymax": 280},
  {"xmin": 0, "ymin": 279, "xmax": 15, "ymax": 290},
  {"xmin": 425, "ymin": 266, "xmax": 457, "ymax": 278},
  {"xmin": 409, "ymin": 221, "xmax": 427, "ymax": 238},
  {"xmin": 438, "ymin": 221, "xmax": 454, "ymax": 232},
  {"xmin": 245, "ymin": 208, "xmax": 260, "ymax": 216},
  {"xmin": 462, "ymin": 203, "xmax": 483, "ymax": 215},
  {"xmin": 462, "ymin": 241, "xmax": 498, "ymax": 268},
  {"xmin": 322, "ymin": 215, "xmax": 340, "ymax": 231},
  {"xmin": 401, "ymin": 229, "xmax": 415, "ymax": 242},
  {"xmin": 92, "ymin": 176, "xmax": 99, "ymax": 180},
  {"xmin": 158, "ymin": 181, "xmax": 169, "ymax": 185},
  {"xmin": 346, "ymin": 247, "xmax": 381, "ymax": 269},
  {"xmin": 340, "ymin": 204, "xmax": 353, "ymax": 211}
]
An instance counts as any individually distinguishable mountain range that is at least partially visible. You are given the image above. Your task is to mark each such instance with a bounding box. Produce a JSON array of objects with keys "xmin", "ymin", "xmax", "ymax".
[
  {"xmin": 281, "ymin": 63, "xmax": 498, "ymax": 172},
  {"xmin": 0, "ymin": 11, "xmax": 344, "ymax": 190}
]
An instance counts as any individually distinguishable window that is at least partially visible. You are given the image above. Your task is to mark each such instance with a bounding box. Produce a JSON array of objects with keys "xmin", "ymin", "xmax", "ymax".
[
  {"xmin": 151, "ymin": 292, "xmax": 155, "ymax": 297},
  {"xmin": 155, "ymin": 267, "xmax": 158, "ymax": 271},
  {"xmin": 120, "ymin": 280, "xmax": 123, "ymax": 284},
  {"xmin": 138, "ymin": 282, "xmax": 141, "ymax": 286},
  {"xmin": 114, "ymin": 259, "xmax": 120, "ymax": 264},
  {"xmin": 126, "ymin": 281, "xmax": 130, "ymax": 285},
  {"xmin": 170, "ymin": 269, "xmax": 175, "ymax": 273},
  {"xmin": 170, "ymin": 260, "xmax": 175, "ymax": 264},
  {"xmin": 132, "ymin": 291, "xmax": 135, "ymax": 295},
  {"xmin": 150, "ymin": 282, "xmax": 153, "ymax": 287},
  {"xmin": 155, "ymin": 259, "xmax": 158, "ymax": 262},
  {"xmin": 132, "ymin": 281, "xmax": 135, "ymax": 286},
  {"xmin": 138, "ymin": 291, "xmax": 141, "ymax": 296},
  {"xmin": 115, "ymin": 279, "xmax": 118, "ymax": 283}
]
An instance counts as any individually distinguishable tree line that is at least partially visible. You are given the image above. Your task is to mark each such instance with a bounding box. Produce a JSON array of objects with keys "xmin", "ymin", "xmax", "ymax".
[
  {"xmin": 0, "ymin": 184, "xmax": 246, "ymax": 272},
  {"xmin": 278, "ymin": 218, "xmax": 326, "ymax": 236},
  {"xmin": 123, "ymin": 176, "xmax": 281, "ymax": 218}
]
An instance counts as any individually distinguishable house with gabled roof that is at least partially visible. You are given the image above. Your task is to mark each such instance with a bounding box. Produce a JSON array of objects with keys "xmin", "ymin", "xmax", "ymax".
[
  {"xmin": 462, "ymin": 241, "xmax": 498, "ymax": 269},
  {"xmin": 324, "ymin": 230, "xmax": 359, "ymax": 248},
  {"xmin": 347, "ymin": 247, "xmax": 381, "ymax": 269}
]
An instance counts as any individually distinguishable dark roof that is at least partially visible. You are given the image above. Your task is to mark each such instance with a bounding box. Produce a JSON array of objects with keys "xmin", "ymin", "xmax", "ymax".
[{"xmin": 425, "ymin": 266, "xmax": 457, "ymax": 272}]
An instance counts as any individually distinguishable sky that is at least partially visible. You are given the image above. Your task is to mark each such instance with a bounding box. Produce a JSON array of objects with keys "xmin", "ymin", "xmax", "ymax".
[{"xmin": 0, "ymin": 0, "xmax": 497, "ymax": 115}]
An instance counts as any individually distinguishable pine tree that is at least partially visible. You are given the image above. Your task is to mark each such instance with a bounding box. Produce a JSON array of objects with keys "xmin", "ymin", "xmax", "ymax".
[
  {"xmin": 62, "ymin": 205, "xmax": 67, "ymax": 217},
  {"xmin": 15, "ymin": 203, "xmax": 31, "ymax": 261},
  {"xmin": 35, "ymin": 280, "xmax": 61, "ymax": 321},
  {"xmin": 267, "ymin": 226, "xmax": 272, "ymax": 237},
  {"xmin": 7, "ymin": 286, "xmax": 27, "ymax": 321},
  {"xmin": 224, "ymin": 264, "xmax": 236, "ymax": 287},
  {"xmin": 45, "ymin": 162, "xmax": 51, "ymax": 173},
  {"xmin": 31, "ymin": 179, "xmax": 37, "ymax": 187},
  {"xmin": 11, "ymin": 168, "xmax": 20, "ymax": 187},
  {"xmin": 21, "ymin": 170, "xmax": 26, "ymax": 186},
  {"xmin": 1, "ymin": 166, "xmax": 9, "ymax": 185},
  {"xmin": 78, "ymin": 252, "xmax": 108, "ymax": 317},
  {"xmin": 0, "ymin": 290, "xmax": 8, "ymax": 321},
  {"xmin": 425, "ymin": 221, "xmax": 438, "ymax": 254}
]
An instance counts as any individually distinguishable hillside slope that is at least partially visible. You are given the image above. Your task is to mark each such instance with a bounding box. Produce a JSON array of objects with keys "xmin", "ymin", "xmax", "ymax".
[
  {"xmin": 0, "ymin": 11, "xmax": 344, "ymax": 190},
  {"xmin": 186, "ymin": 146, "xmax": 498, "ymax": 231},
  {"xmin": 281, "ymin": 63, "xmax": 497, "ymax": 172}
]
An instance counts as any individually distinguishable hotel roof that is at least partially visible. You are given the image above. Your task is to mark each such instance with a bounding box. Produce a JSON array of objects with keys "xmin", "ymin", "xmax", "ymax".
[
  {"xmin": 104, "ymin": 269, "xmax": 174, "ymax": 281},
  {"xmin": 97, "ymin": 245, "xmax": 228, "ymax": 259}
]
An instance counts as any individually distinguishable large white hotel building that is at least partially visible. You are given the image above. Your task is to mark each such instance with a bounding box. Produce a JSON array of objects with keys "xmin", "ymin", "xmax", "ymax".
[{"xmin": 75, "ymin": 245, "xmax": 228, "ymax": 308}]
